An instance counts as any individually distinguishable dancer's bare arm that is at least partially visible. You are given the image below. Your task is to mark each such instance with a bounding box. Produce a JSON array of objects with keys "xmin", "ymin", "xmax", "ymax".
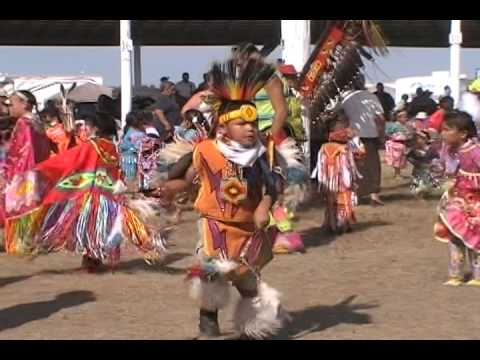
[
  {"xmin": 265, "ymin": 76, "xmax": 288, "ymax": 138},
  {"xmin": 181, "ymin": 91, "xmax": 207, "ymax": 115},
  {"xmin": 153, "ymin": 164, "xmax": 196, "ymax": 201},
  {"xmin": 153, "ymin": 109, "xmax": 172, "ymax": 132},
  {"xmin": 253, "ymin": 195, "xmax": 273, "ymax": 230}
]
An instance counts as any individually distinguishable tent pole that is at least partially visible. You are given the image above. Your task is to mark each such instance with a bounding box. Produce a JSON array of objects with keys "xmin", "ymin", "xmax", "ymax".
[
  {"xmin": 450, "ymin": 20, "xmax": 462, "ymax": 106},
  {"xmin": 120, "ymin": 20, "xmax": 133, "ymax": 130},
  {"xmin": 134, "ymin": 45, "xmax": 142, "ymax": 88}
]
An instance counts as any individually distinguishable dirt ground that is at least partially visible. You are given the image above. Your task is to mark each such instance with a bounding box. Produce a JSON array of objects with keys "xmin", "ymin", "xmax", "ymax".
[{"xmin": 1, "ymin": 163, "xmax": 480, "ymax": 340}]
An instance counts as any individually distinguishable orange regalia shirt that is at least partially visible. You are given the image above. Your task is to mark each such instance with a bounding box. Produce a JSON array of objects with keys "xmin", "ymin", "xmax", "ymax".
[{"xmin": 192, "ymin": 140, "xmax": 263, "ymax": 224}]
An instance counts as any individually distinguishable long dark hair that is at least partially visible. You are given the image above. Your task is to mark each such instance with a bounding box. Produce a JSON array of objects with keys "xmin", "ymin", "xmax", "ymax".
[
  {"xmin": 17, "ymin": 90, "xmax": 39, "ymax": 114},
  {"xmin": 85, "ymin": 112, "xmax": 119, "ymax": 140},
  {"xmin": 123, "ymin": 111, "xmax": 144, "ymax": 138}
]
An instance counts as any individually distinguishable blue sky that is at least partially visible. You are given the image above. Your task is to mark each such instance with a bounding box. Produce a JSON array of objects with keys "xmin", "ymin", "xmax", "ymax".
[{"xmin": 1, "ymin": 46, "xmax": 479, "ymax": 87}]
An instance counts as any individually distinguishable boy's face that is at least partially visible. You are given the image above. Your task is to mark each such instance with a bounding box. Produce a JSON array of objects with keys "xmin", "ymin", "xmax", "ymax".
[{"xmin": 224, "ymin": 118, "xmax": 258, "ymax": 147}]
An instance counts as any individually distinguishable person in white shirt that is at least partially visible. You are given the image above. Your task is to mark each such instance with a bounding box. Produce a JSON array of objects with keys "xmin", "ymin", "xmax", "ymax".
[{"xmin": 340, "ymin": 75, "xmax": 386, "ymax": 206}]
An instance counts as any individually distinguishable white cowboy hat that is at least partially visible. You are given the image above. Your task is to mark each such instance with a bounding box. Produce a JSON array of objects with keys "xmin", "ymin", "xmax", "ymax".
[{"xmin": 416, "ymin": 112, "xmax": 428, "ymax": 120}]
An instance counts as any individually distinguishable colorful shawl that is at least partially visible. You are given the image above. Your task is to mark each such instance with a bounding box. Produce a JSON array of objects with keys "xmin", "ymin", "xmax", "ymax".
[{"xmin": 4, "ymin": 138, "xmax": 165, "ymax": 264}]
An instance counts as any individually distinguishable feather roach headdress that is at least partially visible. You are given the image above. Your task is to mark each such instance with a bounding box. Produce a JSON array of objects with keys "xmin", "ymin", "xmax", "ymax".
[
  {"xmin": 206, "ymin": 57, "xmax": 276, "ymax": 125},
  {"xmin": 300, "ymin": 20, "xmax": 388, "ymax": 116}
]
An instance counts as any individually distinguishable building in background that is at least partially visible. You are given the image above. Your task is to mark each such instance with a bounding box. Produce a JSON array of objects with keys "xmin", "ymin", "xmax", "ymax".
[{"xmin": 393, "ymin": 71, "xmax": 469, "ymax": 103}]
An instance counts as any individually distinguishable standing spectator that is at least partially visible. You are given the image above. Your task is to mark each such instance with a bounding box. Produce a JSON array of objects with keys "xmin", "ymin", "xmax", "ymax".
[
  {"xmin": 444, "ymin": 85, "xmax": 452, "ymax": 97},
  {"xmin": 374, "ymin": 82, "xmax": 395, "ymax": 120},
  {"xmin": 160, "ymin": 76, "xmax": 170, "ymax": 84},
  {"xmin": 148, "ymin": 81, "xmax": 181, "ymax": 139},
  {"xmin": 408, "ymin": 88, "xmax": 438, "ymax": 118},
  {"xmin": 175, "ymin": 72, "xmax": 196, "ymax": 102},
  {"xmin": 341, "ymin": 75, "xmax": 386, "ymax": 206},
  {"xmin": 442, "ymin": 86, "xmax": 455, "ymax": 108},
  {"xmin": 396, "ymin": 94, "xmax": 410, "ymax": 111},
  {"xmin": 195, "ymin": 73, "xmax": 210, "ymax": 93}
]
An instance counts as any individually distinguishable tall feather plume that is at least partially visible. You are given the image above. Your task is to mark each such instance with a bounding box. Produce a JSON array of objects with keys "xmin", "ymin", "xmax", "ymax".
[
  {"xmin": 358, "ymin": 20, "xmax": 388, "ymax": 56},
  {"xmin": 300, "ymin": 20, "xmax": 388, "ymax": 120},
  {"xmin": 209, "ymin": 57, "xmax": 276, "ymax": 105}
]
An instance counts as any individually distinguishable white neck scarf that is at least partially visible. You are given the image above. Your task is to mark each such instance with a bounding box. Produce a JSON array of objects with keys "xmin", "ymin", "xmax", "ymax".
[{"xmin": 216, "ymin": 139, "xmax": 266, "ymax": 167}]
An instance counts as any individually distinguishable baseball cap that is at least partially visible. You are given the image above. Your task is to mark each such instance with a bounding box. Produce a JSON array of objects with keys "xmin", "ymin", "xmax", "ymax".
[{"xmin": 279, "ymin": 64, "xmax": 298, "ymax": 76}]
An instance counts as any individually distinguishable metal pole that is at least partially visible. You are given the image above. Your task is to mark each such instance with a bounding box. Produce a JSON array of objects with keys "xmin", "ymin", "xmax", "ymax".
[
  {"xmin": 281, "ymin": 20, "xmax": 311, "ymax": 174},
  {"xmin": 120, "ymin": 20, "xmax": 133, "ymax": 130},
  {"xmin": 134, "ymin": 45, "xmax": 142, "ymax": 88},
  {"xmin": 281, "ymin": 20, "xmax": 310, "ymax": 73},
  {"xmin": 450, "ymin": 20, "xmax": 462, "ymax": 106}
]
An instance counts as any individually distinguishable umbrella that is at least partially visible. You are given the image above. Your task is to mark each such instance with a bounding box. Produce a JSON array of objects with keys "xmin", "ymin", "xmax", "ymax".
[{"xmin": 52, "ymin": 82, "xmax": 113, "ymax": 103}]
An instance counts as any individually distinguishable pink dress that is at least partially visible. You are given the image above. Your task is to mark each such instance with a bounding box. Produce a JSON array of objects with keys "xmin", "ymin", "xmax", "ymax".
[
  {"xmin": 436, "ymin": 140, "xmax": 480, "ymax": 250},
  {"xmin": 385, "ymin": 133, "xmax": 408, "ymax": 169}
]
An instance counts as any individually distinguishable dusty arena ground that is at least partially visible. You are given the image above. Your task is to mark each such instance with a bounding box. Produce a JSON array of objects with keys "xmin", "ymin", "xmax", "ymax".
[{"xmin": 1, "ymin": 162, "xmax": 479, "ymax": 340}]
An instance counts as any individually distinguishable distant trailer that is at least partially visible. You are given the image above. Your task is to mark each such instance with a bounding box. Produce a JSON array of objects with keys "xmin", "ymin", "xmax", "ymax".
[{"xmin": 0, "ymin": 75, "xmax": 103, "ymax": 110}]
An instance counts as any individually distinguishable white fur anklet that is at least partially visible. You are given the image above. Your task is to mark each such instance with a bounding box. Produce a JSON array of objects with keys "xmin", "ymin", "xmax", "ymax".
[
  {"xmin": 233, "ymin": 282, "xmax": 289, "ymax": 339},
  {"xmin": 189, "ymin": 277, "xmax": 231, "ymax": 312}
]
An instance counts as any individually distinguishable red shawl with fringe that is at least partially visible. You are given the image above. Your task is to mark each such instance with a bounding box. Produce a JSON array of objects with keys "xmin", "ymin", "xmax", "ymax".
[{"xmin": 4, "ymin": 138, "xmax": 160, "ymax": 263}]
